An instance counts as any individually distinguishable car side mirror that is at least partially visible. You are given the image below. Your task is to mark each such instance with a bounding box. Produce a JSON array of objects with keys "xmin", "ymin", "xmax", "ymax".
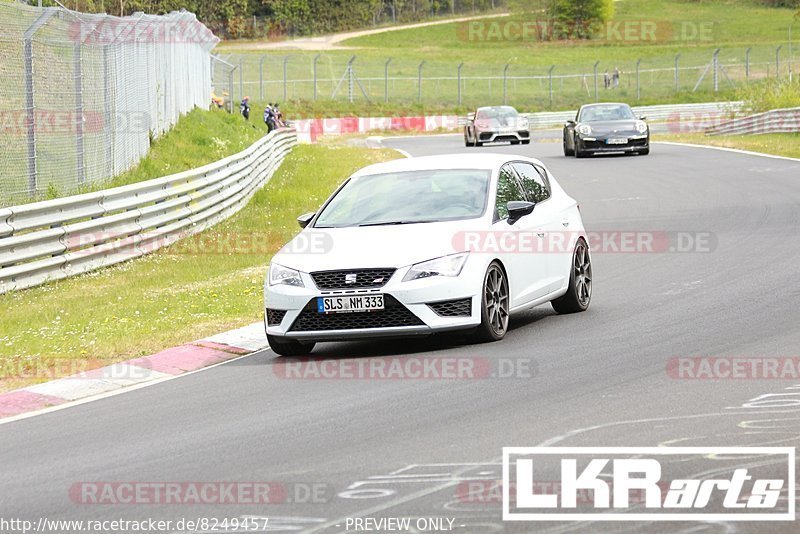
[
  {"xmin": 639, "ymin": 116, "xmax": 647, "ymax": 121},
  {"xmin": 565, "ymin": 120, "xmax": 576, "ymax": 127},
  {"xmin": 468, "ymin": 113, "xmax": 476, "ymax": 121},
  {"xmin": 297, "ymin": 212, "xmax": 315, "ymax": 229},
  {"xmin": 506, "ymin": 201, "xmax": 536, "ymax": 225}
]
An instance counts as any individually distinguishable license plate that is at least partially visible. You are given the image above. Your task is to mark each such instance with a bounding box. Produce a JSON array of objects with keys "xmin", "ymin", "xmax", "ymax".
[
  {"xmin": 607, "ymin": 138, "xmax": 628, "ymax": 145},
  {"xmin": 317, "ymin": 295, "xmax": 384, "ymax": 314}
]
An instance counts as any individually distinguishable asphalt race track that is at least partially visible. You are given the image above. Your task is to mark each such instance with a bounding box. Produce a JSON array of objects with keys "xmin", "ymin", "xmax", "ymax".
[{"xmin": 2, "ymin": 138, "xmax": 800, "ymax": 533}]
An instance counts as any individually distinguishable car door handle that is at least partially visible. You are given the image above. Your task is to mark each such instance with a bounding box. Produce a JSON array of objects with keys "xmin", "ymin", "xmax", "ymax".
[
  {"xmin": 537, "ymin": 232, "xmax": 545, "ymax": 238},
  {"xmin": 561, "ymin": 219, "xmax": 570, "ymax": 227}
]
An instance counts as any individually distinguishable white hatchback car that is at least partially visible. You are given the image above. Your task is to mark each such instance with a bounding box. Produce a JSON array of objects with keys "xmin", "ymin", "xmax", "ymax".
[{"xmin": 264, "ymin": 154, "xmax": 591, "ymax": 356}]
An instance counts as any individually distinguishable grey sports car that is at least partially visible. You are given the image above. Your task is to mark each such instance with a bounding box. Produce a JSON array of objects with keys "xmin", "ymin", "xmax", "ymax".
[
  {"xmin": 563, "ymin": 103, "xmax": 650, "ymax": 158},
  {"xmin": 464, "ymin": 106, "xmax": 530, "ymax": 147}
]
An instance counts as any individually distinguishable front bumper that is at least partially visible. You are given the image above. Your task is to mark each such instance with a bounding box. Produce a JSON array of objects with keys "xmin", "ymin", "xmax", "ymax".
[
  {"xmin": 478, "ymin": 129, "xmax": 530, "ymax": 143},
  {"xmin": 264, "ymin": 265, "xmax": 483, "ymax": 342},
  {"xmin": 578, "ymin": 133, "xmax": 648, "ymax": 152}
]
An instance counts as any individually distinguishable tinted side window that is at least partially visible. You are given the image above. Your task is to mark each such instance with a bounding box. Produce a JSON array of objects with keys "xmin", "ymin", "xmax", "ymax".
[
  {"xmin": 495, "ymin": 165, "xmax": 526, "ymax": 220},
  {"xmin": 513, "ymin": 162, "xmax": 551, "ymax": 203}
]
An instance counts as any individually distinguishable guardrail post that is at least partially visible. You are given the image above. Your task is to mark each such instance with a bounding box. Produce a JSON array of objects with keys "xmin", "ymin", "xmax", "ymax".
[
  {"xmin": 457, "ymin": 62, "xmax": 464, "ymax": 106},
  {"xmin": 548, "ymin": 65, "xmax": 555, "ymax": 108},
  {"xmin": 636, "ymin": 59, "xmax": 642, "ymax": 101},
  {"xmin": 418, "ymin": 60, "xmax": 425, "ymax": 103},
  {"xmin": 593, "ymin": 61, "xmax": 599, "ymax": 101},
  {"xmin": 283, "ymin": 56, "xmax": 289, "ymax": 101},
  {"xmin": 776, "ymin": 45, "xmax": 783, "ymax": 79},
  {"xmin": 259, "ymin": 55, "xmax": 267, "ymax": 101},
  {"xmin": 384, "ymin": 58, "xmax": 392, "ymax": 103},
  {"xmin": 674, "ymin": 54, "xmax": 681, "ymax": 92},
  {"xmin": 313, "ymin": 53, "xmax": 321, "ymax": 100},
  {"xmin": 745, "ymin": 47, "xmax": 751, "ymax": 80},
  {"xmin": 503, "ymin": 63, "xmax": 510, "ymax": 105}
]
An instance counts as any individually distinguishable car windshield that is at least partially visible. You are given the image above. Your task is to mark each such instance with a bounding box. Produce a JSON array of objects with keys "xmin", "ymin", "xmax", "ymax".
[
  {"xmin": 579, "ymin": 104, "xmax": 636, "ymax": 122},
  {"xmin": 476, "ymin": 107, "xmax": 518, "ymax": 121},
  {"xmin": 314, "ymin": 169, "xmax": 490, "ymax": 228}
]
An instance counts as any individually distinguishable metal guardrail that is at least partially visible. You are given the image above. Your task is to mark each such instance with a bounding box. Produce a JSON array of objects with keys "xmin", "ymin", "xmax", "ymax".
[
  {"xmin": 455, "ymin": 101, "xmax": 744, "ymax": 128},
  {"xmin": 705, "ymin": 107, "xmax": 800, "ymax": 136},
  {"xmin": 0, "ymin": 129, "xmax": 297, "ymax": 294}
]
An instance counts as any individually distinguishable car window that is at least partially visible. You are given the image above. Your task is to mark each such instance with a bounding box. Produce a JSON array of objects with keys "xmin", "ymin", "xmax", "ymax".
[
  {"xmin": 314, "ymin": 169, "xmax": 490, "ymax": 228},
  {"xmin": 579, "ymin": 104, "xmax": 636, "ymax": 122},
  {"xmin": 512, "ymin": 162, "xmax": 551, "ymax": 203},
  {"xmin": 477, "ymin": 106, "xmax": 519, "ymax": 121},
  {"xmin": 495, "ymin": 165, "xmax": 526, "ymax": 220}
]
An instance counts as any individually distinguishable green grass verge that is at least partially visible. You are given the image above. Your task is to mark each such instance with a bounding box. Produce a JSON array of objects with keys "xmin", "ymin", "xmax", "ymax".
[
  {"xmin": 220, "ymin": 0, "xmax": 796, "ymax": 115},
  {"xmin": 4, "ymin": 108, "xmax": 270, "ymax": 206},
  {"xmin": 655, "ymin": 132, "xmax": 800, "ymax": 159},
  {"xmin": 0, "ymin": 144, "xmax": 400, "ymax": 392}
]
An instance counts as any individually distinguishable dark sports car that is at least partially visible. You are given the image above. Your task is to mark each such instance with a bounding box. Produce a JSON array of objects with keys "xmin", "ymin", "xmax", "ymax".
[{"xmin": 563, "ymin": 103, "xmax": 650, "ymax": 158}]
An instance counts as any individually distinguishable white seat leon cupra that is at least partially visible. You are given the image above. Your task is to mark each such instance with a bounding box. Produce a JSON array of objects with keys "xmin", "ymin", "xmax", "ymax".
[{"xmin": 264, "ymin": 154, "xmax": 592, "ymax": 356}]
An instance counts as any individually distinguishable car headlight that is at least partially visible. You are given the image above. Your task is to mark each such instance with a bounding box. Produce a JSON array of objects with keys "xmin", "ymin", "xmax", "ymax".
[
  {"xmin": 635, "ymin": 120, "xmax": 648, "ymax": 134},
  {"xmin": 577, "ymin": 124, "xmax": 592, "ymax": 136},
  {"xmin": 403, "ymin": 253, "xmax": 469, "ymax": 282},
  {"xmin": 268, "ymin": 263, "xmax": 304, "ymax": 287},
  {"xmin": 517, "ymin": 118, "xmax": 529, "ymax": 130}
]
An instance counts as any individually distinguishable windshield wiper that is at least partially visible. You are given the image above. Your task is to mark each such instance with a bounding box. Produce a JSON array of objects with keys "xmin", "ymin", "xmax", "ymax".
[{"xmin": 358, "ymin": 220, "xmax": 439, "ymax": 227}]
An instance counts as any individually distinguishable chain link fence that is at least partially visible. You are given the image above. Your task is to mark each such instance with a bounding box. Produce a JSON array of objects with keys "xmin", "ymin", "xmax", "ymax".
[
  {"xmin": 220, "ymin": 44, "xmax": 797, "ymax": 112},
  {"xmin": 0, "ymin": 2, "xmax": 218, "ymax": 207}
]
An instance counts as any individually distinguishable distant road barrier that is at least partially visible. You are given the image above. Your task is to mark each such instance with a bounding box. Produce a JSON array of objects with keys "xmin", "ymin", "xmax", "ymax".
[
  {"xmin": 0, "ymin": 129, "xmax": 296, "ymax": 294},
  {"xmin": 705, "ymin": 107, "xmax": 800, "ymax": 136},
  {"xmin": 293, "ymin": 102, "xmax": 743, "ymax": 141}
]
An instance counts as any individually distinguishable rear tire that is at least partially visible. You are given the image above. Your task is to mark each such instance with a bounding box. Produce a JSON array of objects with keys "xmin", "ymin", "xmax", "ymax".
[
  {"xmin": 552, "ymin": 238, "xmax": 592, "ymax": 314},
  {"xmin": 472, "ymin": 262, "xmax": 510, "ymax": 343},
  {"xmin": 267, "ymin": 334, "xmax": 315, "ymax": 357}
]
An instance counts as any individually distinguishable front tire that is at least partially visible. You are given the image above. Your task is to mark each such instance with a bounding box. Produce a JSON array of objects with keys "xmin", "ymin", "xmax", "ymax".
[
  {"xmin": 473, "ymin": 262, "xmax": 510, "ymax": 342},
  {"xmin": 563, "ymin": 132, "xmax": 574, "ymax": 156},
  {"xmin": 574, "ymin": 138, "xmax": 589, "ymax": 158},
  {"xmin": 638, "ymin": 146, "xmax": 650, "ymax": 155},
  {"xmin": 267, "ymin": 334, "xmax": 316, "ymax": 357},
  {"xmin": 552, "ymin": 238, "xmax": 592, "ymax": 314}
]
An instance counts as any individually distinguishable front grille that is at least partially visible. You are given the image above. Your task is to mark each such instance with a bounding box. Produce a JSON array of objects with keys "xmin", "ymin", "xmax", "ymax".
[
  {"xmin": 427, "ymin": 298, "xmax": 472, "ymax": 317},
  {"xmin": 289, "ymin": 295, "xmax": 424, "ymax": 332},
  {"xmin": 266, "ymin": 309, "xmax": 287, "ymax": 326},
  {"xmin": 311, "ymin": 268, "xmax": 396, "ymax": 290}
]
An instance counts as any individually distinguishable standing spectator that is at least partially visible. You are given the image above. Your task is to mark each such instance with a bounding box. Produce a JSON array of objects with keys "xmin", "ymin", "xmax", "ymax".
[
  {"xmin": 240, "ymin": 96, "xmax": 250, "ymax": 120},
  {"xmin": 612, "ymin": 67, "xmax": 620, "ymax": 89}
]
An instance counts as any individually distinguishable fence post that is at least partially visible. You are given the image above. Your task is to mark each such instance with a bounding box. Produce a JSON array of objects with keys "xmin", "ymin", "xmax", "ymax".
[
  {"xmin": 745, "ymin": 47, "xmax": 751, "ymax": 80},
  {"xmin": 712, "ymin": 48, "xmax": 720, "ymax": 92},
  {"xmin": 548, "ymin": 65, "xmax": 555, "ymax": 108},
  {"xmin": 636, "ymin": 58, "xmax": 642, "ymax": 101},
  {"xmin": 384, "ymin": 58, "xmax": 392, "ymax": 103},
  {"xmin": 503, "ymin": 63, "xmax": 510, "ymax": 105},
  {"xmin": 239, "ymin": 58, "xmax": 243, "ymax": 100},
  {"xmin": 457, "ymin": 62, "xmax": 464, "ymax": 106},
  {"xmin": 73, "ymin": 43, "xmax": 85, "ymax": 185},
  {"xmin": 313, "ymin": 53, "xmax": 321, "ymax": 100},
  {"xmin": 674, "ymin": 53, "xmax": 681, "ymax": 92},
  {"xmin": 776, "ymin": 45, "xmax": 783, "ymax": 79},
  {"xmin": 228, "ymin": 65, "xmax": 236, "ymax": 113},
  {"xmin": 23, "ymin": 9, "xmax": 55, "ymax": 197},
  {"xmin": 790, "ymin": 22, "xmax": 795, "ymax": 83},
  {"xmin": 283, "ymin": 56, "xmax": 289, "ymax": 101},
  {"xmin": 592, "ymin": 61, "xmax": 599, "ymax": 101},
  {"xmin": 418, "ymin": 60, "xmax": 425, "ymax": 103},
  {"xmin": 259, "ymin": 55, "xmax": 267, "ymax": 101}
]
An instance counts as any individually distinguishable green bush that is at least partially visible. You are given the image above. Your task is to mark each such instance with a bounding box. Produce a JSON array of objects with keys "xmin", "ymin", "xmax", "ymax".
[{"xmin": 738, "ymin": 79, "xmax": 800, "ymax": 113}]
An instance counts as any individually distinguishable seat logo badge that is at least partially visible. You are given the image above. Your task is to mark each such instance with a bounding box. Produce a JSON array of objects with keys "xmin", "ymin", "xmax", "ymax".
[
  {"xmin": 345, "ymin": 273, "xmax": 358, "ymax": 284},
  {"xmin": 372, "ymin": 277, "xmax": 384, "ymax": 283}
]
